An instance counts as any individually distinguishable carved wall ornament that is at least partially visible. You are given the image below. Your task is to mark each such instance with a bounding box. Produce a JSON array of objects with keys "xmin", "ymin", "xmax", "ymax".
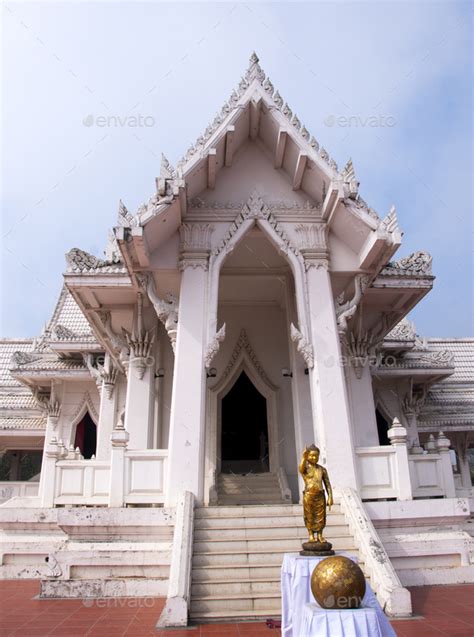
[
  {"xmin": 335, "ymin": 274, "xmax": 371, "ymax": 334},
  {"xmin": 290, "ymin": 323, "xmax": 314, "ymax": 369},
  {"xmin": 189, "ymin": 198, "xmax": 320, "ymax": 213},
  {"xmin": 205, "ymin": 323, "xmax": 226, "ymax": 369},
  {"xmin": 141, "ymin": 273, "xmax": 179, "ymax": 353},
  {"xmin": 32, "ymin": 387, "xmax": 61, "ymax": 424},
  {"xmin": 381, "ymin": 251, "xmax": 433, "ymax": 276},
  {"xmin": 179, "ymin": 223, "xmax": 214, "ymax": 271}
]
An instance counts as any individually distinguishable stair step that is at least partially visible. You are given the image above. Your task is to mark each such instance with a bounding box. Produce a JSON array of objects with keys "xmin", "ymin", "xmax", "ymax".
[
  {"xmin": 194, "ymin": 513, "xmax": 347, "ymax": 529},
  {"xmin": 194, "ymin": 525, "xmax": 350, "ymax": 541},
  {"xmin": 190, "ymin": 608, "xmax": 281, "ymax": 621},
  {"xmin": 191, "ymin": 592, "xmax": 281, "ymax": 613},
  {"xmin": 194, "ymin": 504, "xmax": 340, "ymax": 517},
  {"xmin": 192, "ymin": 580, "xmax": 280, "ymax": 596}
]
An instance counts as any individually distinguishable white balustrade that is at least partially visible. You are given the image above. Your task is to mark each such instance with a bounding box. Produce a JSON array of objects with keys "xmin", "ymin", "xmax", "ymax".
[
  {"xmin": 0, "ymin": 481, "xmax": 39, "ymax": 503},
  {"xmin": 55, "ymin": 460, "xmax": 110, "ymax": 505},
  {"xmin": 123, "ymin": 450, "xmax": 168, "ymax": 504},
  {"xmin": 51, "ymin": 449, "xmax": 168, "ymax": 506},
  {"xmin": 356, "ymin": 422, "xmax": 457, "ymax": 501}
]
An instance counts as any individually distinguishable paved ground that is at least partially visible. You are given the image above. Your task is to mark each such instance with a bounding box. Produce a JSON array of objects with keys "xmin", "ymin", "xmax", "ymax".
[{"xmin": 1, "ymin": 581, "xmax": 474, "ymax": 636}]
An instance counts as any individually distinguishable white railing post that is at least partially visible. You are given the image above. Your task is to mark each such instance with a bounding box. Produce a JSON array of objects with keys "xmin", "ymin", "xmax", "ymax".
[
  {"xmin": 436, "ymin": 431, "xmax": 456, "ymax": 498},
  {"xmin": 157, "ymin": 491, "xmax": 194, "ymax": 628},
  {"xmin": 387, "ymin": 417, "xmax": 412, "ymax": 501},
  {"xmin": 39, "ymin": 437, "xmax": 62, "ymax": 507},
  {"xmin": 108, "ymin": 420, "xmax": 129, "ymax": 507}
]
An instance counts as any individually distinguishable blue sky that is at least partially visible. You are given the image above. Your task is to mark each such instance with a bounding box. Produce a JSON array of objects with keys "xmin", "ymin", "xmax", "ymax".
[{"xmin": 1, "ymin": 1, "xmax": 472, "ymax": 337}]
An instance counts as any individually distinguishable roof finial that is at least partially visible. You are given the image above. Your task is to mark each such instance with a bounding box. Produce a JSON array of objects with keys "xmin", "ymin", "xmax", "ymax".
[
  {"xmin": 160, "ymin": 153, "xmax": 175, "ymax": 179},
  {"xmin": 250, "ymin": 51, "xmax": 259, "ymax": 64}
]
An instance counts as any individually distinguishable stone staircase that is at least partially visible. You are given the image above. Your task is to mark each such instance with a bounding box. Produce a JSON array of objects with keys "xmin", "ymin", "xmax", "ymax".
[
  {"xmin": 0, "ymin": 507, "xmax": 174, "ymax": 598},
  {"xmin": 190, "ymin": 502, "xmax": 363, "ymax": 622},
  {"xmin": 217, "ymin": 472, "xmax": 288, "ymax": 505}
]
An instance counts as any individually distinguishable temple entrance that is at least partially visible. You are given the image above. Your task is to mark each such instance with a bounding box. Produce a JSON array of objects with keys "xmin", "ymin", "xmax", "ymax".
[
  {"xmin": 74, "ymin": 412, "xmax": 97, "ymax": 459},
  {"xmin": 221, "ymin": 371, "xmax": 269, "ymax": 473}
]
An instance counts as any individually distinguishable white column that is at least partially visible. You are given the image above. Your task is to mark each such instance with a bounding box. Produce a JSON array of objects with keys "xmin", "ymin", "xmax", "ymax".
[
  {"xmin": 165, "ymin": 235, "xmax": 210, "ymax": 506},
  {"xmin": 96, "ymin": 355, "xmax": 119, "ymax": 460},
  {"xmin": 305, "ymin": 262, "xmax": 358, "ymax": 488},
  {"xmin": 124, "ymin": 297, "xmax": 156, "ymax": 450},
  {"xmin": 346, "ymin": 365, "xmax": 379, "ymax": 446}
]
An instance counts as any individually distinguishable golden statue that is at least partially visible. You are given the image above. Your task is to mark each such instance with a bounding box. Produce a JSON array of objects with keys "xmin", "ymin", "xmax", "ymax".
[{"xmin": 299, "ymin": 444, "xmax": 335, "ymax": 555}]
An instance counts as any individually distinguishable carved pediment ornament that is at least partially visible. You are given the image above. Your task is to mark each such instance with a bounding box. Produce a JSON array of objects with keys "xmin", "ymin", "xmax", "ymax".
[
  {"xmin": 212, "ymin": 191, "xmax": 301, "ymax": 260},
  {"xmin": 221, "ymin": 329, "xmax": 277, "ymax": 391}
]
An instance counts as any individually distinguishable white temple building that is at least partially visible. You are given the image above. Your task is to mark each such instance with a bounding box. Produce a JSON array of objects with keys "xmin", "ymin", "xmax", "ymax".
[{"xmin": 1, "ymin": 54, "xmax": 473, "ymax": 625}]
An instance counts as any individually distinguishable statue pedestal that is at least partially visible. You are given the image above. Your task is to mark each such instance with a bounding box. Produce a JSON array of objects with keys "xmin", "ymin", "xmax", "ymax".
[
  {"xmin": 281, "ymin": 553, "xmax": 396, "ymax": 637},
  {"xmin": 301, "ymin": 603, "xmax": 385, "ymax": 637},
  {"xmin": 300, "ymin": 540, "xmax": 334, "ymax": 557}
]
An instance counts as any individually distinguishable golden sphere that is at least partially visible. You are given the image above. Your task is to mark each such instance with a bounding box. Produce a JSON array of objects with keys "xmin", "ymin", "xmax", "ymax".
[{"xmin": 311, "ymin": 556, "xmax": 366, "ymax": 609}]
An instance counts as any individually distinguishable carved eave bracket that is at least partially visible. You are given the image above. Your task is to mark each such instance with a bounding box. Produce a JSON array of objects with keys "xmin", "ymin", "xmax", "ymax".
[
  {"xmin": 335, "ymin": 274, "xmax": 371, "ymax": 334},
  {"xmin": 84, "ymin": 353, "xmax": 120, "ymax": 398},
  {"xmin": 290, "ymin": 323, "xmax": 314, "ymax": 369},
  {"xmin": 140, "ymin": 272, "xmax": 179, "ymax": 353},
  {"xmin": 341, "ymin": 329, "xmax": 382, "ymax": 379},
  {"xmin": 205, "ymin": 323, "xmax": 226, "ymax": 369}
]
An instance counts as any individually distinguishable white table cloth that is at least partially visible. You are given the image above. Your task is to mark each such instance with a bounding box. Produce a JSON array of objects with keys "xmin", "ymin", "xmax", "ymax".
[
  {"xmin": 281, "ymin": 552, "xmax": 396, "ymax": 637},
  {"xmin": 301, "ymin": 603, "xmax": 383, "ymax": 637}
]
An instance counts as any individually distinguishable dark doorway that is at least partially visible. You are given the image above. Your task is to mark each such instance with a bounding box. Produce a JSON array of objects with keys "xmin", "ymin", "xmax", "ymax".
[
  {"xmin": 376, "ymin": 409, "xmax": 390, "ymax": 446},
  {"xmin": 221, "ymin": 372, "xmax": 269, "ymax": 473},
  {"xmin": 74, "ymin": 412, "xmax": 97, "ymax": 459}
]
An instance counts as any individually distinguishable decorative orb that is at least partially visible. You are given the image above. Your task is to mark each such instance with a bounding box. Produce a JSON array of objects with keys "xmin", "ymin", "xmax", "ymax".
[{"xmin": 311, "ymin": 556, "xmax": 366, "ymax": 609}]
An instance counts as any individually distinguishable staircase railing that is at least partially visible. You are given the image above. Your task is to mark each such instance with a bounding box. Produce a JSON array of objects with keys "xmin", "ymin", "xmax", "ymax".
[
  {"xmin": 339, "ymin": 487, "xmax": 412, "ymax": 617},
  {"xmin": 156, "ymin": 491, "xmax": 194, "ymax": 628},
  {"xmin": 276, "ymin": 467, "xmax": 293, "ymax": 503}
]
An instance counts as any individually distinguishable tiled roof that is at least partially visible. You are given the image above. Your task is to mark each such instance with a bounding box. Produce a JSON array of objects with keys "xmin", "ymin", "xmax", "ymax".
[
  {"xmin": 0, "ymin": 417, "xmax": 46, "ymax": 430},
  {"xmin": 0, "ymin": 340, "xmax": 33, "ymax": 387},
  {"xmin": 426, "ymin": 339, "xmax": 474, "ymax": 382},
  {"xmin": 11, "ymin": 356, "xmax": 86, "ymax": 373},
  {"xmin": 420, "ymin": 338, "xmax": 474, "ymax": 430},
  {"xmin": 0, "ymin": 393, "xmax": 38, "ymax": 410},
  {"xmin": 48, "ymin": 286, "xmax": 93, "ymax": 338}
]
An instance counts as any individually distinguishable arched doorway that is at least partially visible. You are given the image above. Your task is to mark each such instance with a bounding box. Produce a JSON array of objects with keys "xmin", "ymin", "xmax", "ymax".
[
  {"xmin": 74, "ymin": 412, "xmax": 97, "ymax": 459},
  {"xmin": 221, "ymin": 371, "xmax": 269, "ymax": 473}
]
